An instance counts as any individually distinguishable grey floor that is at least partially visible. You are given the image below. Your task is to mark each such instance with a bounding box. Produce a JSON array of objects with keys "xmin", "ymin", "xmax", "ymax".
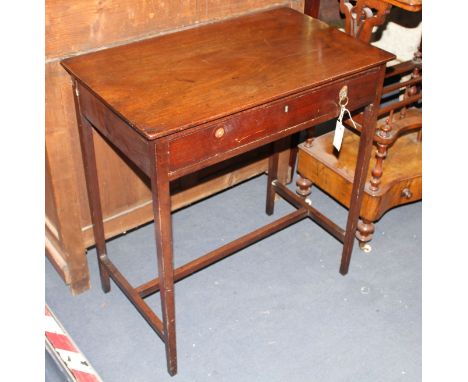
[{"xmin": 45, "ymin": 173, "xmax": 421, "ymax": 382}]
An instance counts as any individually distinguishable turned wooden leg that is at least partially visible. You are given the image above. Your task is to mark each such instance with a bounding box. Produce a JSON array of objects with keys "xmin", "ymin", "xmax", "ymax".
[
  {"xmin": 266, "ymin": 141, "xmax": 280, "ymax": 216},
  {"xmin": 151, "ymin": 142, "xmax": 177, "ymax": 376},
  {"xmin": 356, "ymin": 219, "xmax": 375, "ymax": 253},
  {"xmin": 369, "ymin": 142, "xmax": 388, "ymax": 192},
  {"xmin": 73, "ymin": 82, "xmax": 110, "ymax": 293},
  {"xmin": 296, "ymin": 175, "xmax": 312, "ymax": 205}
]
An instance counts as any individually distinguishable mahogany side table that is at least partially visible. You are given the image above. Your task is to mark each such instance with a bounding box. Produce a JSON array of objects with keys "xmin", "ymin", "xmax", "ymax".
[{"xmin": 62, "ymin": 7, "xmax": 393, "ymax": 377}]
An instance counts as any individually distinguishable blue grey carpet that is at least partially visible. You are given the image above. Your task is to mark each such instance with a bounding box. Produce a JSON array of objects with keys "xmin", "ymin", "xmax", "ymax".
[{"xmin": 45, "ymin": 173, "xmax": 421, "ymax": 382}]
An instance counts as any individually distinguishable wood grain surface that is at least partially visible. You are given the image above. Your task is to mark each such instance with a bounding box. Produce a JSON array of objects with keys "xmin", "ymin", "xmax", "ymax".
[
  {"xmin": 46, "ymin": 0, "xmax": 305, "ymax": 59},
  {"xmin": 62, "ymin": 7, "xmax": 392, "ymax": 139},
  {"xmin": 46, "ymin": 1, "xmax": 301, "ymax": 294}
]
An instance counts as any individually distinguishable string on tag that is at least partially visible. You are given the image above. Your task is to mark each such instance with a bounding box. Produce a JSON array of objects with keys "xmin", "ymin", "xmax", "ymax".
[
  {"xmin": 333, "ymin": 89, "xmax": 357, "ymax": 151},
  {"xmin": 337, "ymin": 92, "xmax": 358, "ymax": 129},
  {"xmin": 342, "ymin": 106, "xmax": 357, "ymax": 130}
]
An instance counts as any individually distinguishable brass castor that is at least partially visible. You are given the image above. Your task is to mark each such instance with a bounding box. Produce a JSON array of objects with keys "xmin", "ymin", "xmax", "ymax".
[
  {"xmin": 356, "ymin": 219, "xmax": 374, "ymax": 253},
  {"xmin": 359, "ymin": 241, "xmax": 372, "ymax": 253}
]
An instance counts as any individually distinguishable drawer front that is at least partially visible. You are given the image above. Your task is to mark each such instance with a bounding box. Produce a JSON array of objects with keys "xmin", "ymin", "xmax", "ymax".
[
  {"xmin": 378, "ymin": 177, "xmax": 422, "ymax": 215},
  {"xmin": 168, "ymin": 68, "xmax": 380, "ymax": 176}
]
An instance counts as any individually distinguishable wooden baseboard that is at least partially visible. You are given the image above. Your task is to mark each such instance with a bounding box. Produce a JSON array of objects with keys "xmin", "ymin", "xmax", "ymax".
[
  {"xmin": 45, "ymin": 228, "xmax": 71, "ymax": 284},
  {"xmin": 45, "ymin": 227, "xmax": 91, "ymax": 295}
]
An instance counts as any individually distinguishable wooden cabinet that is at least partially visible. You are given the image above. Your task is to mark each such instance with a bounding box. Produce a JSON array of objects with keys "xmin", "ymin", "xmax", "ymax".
[{"xmin": 46, "ymin": 0, "xmax": 303, "ymax": 295}]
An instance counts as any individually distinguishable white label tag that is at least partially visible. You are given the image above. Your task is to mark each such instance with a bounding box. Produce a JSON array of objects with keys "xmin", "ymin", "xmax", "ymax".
[{"xmin": 333, "ymin": 118, "xmax": 345, "ymax": 151}]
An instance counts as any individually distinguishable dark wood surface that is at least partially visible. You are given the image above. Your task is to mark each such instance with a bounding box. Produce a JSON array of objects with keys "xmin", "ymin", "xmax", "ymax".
[
  {"xmin": 65, "ymin": 7, "xmax": 393, "ymax": 376},
  {"xmin": 62, "ymin": 7, "xmax": 392, "ymax": 140},
  {"xmin": 166, "ymin": 68, "xmax": 382, "ymax": 178},
  {"xmin": 46, "ymin": 1, "xmax": 299, "ymax": 295}
]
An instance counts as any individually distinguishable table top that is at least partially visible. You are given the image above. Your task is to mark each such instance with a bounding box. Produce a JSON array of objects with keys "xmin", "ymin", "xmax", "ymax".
[{"xmin": 62, "ymin": 7, "xmax": 393, "ymax": 140}]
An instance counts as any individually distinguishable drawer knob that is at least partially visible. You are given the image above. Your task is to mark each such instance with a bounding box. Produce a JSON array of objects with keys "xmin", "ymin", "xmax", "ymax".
[
  {"xmin": 214, "ymin": 127, "xmax": 225, "ymax": 139},
  {"xmin": 401, "ymin": 188, "xmax": 412, "ymax": 199}
]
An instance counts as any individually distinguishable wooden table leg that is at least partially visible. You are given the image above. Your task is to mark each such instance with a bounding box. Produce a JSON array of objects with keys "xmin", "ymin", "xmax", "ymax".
[
  {"xmin": 266, "ymin": 141, "xmax": 280, "ymax": 216},
  {"xmin": 339, "ymin": 103, "xmax": 379, "ymax": 275},
  {"xmin": 73, "ymin": 82, "xmax": 110, "ymax": 293},
  {"xmin": 150, "ymin": 141, "xmax": 177, "ymax": 376}
]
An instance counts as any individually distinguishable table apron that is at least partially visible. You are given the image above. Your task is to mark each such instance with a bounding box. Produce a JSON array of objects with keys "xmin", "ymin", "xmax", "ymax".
[
  {"xmin": 76, "ymin": 82, "xmax": 152, "ymax": 177},
  {"xmin": 75, "ymin": 67, "xmax": 380, "ymax": 181},
  {"xmin": 166, "ymin": 68, "xmax": 380, "ymax": 179}
]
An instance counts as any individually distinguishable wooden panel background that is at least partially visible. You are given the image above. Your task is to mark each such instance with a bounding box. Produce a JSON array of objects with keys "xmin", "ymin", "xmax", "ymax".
[
  {"xmin": 45, "ymin": 148, "xmax": 59, "ymax": 235},
  {"xmin": 46, "ymin": 0, "xmax": 304, "ymax": 294},
  {"xmin": 46, "ymin": 0, "xmax": 304, "ymax": 59}
]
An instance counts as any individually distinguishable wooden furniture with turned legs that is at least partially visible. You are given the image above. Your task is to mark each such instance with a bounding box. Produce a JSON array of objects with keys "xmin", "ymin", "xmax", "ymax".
[
  {"xmin": 62, "ymin": 8, "xmax": 393, "ymax": 376},
  {"xmin": 296, "ymin": 0, "xmax": 422, "ymax": 253}
]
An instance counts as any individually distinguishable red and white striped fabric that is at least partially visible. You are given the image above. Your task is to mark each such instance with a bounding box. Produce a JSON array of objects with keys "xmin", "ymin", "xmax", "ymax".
[{"xmin": 45, "ymin": 304, "xmax": 103, "ymax": 382}]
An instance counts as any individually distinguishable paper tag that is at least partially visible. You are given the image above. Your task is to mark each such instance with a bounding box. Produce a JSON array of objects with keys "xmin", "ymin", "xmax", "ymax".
[{"xmin": 333, "ymin": 119, "xmax": 345, "ymax": 151}]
